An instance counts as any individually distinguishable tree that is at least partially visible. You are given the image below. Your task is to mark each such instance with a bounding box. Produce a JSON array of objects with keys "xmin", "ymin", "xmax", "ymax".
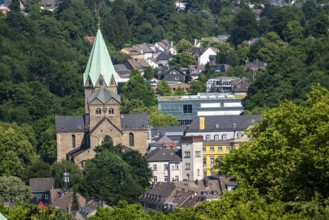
[
  {"xmin": 121, "ymin": 70, "xmax": 156, "ymax": 107},
  {"xmin": 229, "ymin": 9, "xmax": 259, "ymax": 45},
  {"xmin": 283, "ymin": 20, "xmax": 304, "ymax": 42},
  {"xmin": 220, "ymin": 86, "xmax": 329, "ymax": 202},
  {"xmin": 25, "ymin": 160, "xmax": 52, "ymax": 183},
  {"xmin": 122, "ymin": 151, "xmax": 152, "ymax": 189},
  {"xmin": 51, "ymin": 160, "xmax": 82, "ymax": 189},
  {"xmin": 156, "ymin": 80, "xmax": 173, "ymax": 96},
  {"xmin": 0, "ymin": 176, "xmax": 32, "ymax": 204},
  {"xmin": 176, "ymin": 39, "xmax": 193, "ymax": 53},
  {"xmin": 80, "ymin": 150, "xmax": 143, "ymax": 204},
  {"xmin": 88, "ymin": 201, "xmax": 152, "ymax": 220},
  {"xmin": 170, "ymin": 52, "xmax": 196, "ymax": 68},
  {"xmin": 189, "ymin": 80, "xmax": 205, "ymax": 95},
  {"xmin": 143, "ymin": 66, "xmax": 155, "ymax": 81},
  {"xmin": 0, "ymin": 122, "xmax": 38, "ymax": 178},
  {"xmin": 174, "ymin": 87, "xmax": 186, "ymax": 96}
]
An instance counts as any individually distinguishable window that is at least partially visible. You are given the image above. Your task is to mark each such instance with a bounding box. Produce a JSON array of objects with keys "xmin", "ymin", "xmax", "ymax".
[
  {"xmin": 237, "ymin": 132, "xmax": 243, "ymax": 139},
  {"xmin": 175, "ymin": 176, "xmax": 179, "ymax": 181},
  {"xmin": 184, "ymin": 151, "xmax": 191, "ymax": 158},
  {"xmin": 214, "ymin": 135, "xmax": 219, "ymax": 140},
  {"xmin": 72, "ymin": 134, "xmax": 76, "ymax": 148},
  {"xmin": 215, "ymin": 124, "xmax": 219, "ymax": 128},
  {"xmin": 153, "ymin": 164, "xmax": 157, "ymax": 171},
  {"xmin": 185, "ymin": 163, "xmax": 190, "ymax": 170},
  {"xmin": 211, "ymin": 171, "xmax": 215, "ymax": 176},
  {"xmin": 153, "ymin": 176, "xmax": 157, "ymax": 182},
  {"xmin": 210, "ymin": 147, "xmax": 214, "ymax": 152},
  {"xmin": 102, "ymin": 135, "xmax": 112, "ymax": 145},
  {"xmin": 183, "ymin": 104, "xmax": 192, "ymax": 113},
  {"xmin": 45, "ymin": 194, "xmax": 48, "ymax": 200},
  {"xmin": 174, "ymin": 163, "xmax": 179, "ymax": 170},
  {"xmin": 222, "ymin": 134, "xmax": 227, "ymax": 140},
  {"xmin": 203, "ymin": 147, "xmax": 206, "ymax": 152},
  {"xmin": 129, "ymin": 133, "xmax": 134, "ymax": 147},
  {"xmin": 226, "ymin": 146, "xmax": 230, "ymax": 151},
  {"xmin": 195, "ymin": 151, "xmax": 201, "ymax": 157},
  {"xmin": 197, "ymin": 169, "xmax": 200, "ymax": 176},
  {"xmin": 175, "ymin": 77, "xmax": 179, "ymax": 80},
  {"xmin": 108, "ymin": 108, "xmax": 114, "ymax": 114},
  {"xmin": 98, "ymin": 79, "xmax": 103, "ymax": 86},
  {"xmin": 206, "ymin": 135, "xmax": 211, "ymax": 141},
  {"xmin": 218, "ymin": 146, "xmax": 223, "ymax": 152},
  {"xmin": 210, "ymin": 157, "xmax": 215, "ymax": 166},
  {"xmin": 203, "ymin": 158, "xmax": 206, "ymax": 165},
  {"xmin": 164, "ymin": 164, "xmax": 168, "ymax": 171},
  {"xmin": 96, "ymin": 108, "xmax": 101, "ymax": 115},
  {"xmin": 164, "ymin": 176, "xmax": 169, "ymax": 182}
]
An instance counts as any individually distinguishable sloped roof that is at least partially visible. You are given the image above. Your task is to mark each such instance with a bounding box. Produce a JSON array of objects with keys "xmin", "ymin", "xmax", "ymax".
[
  {"xmin": 83, "ymin": 29, "xmax": 119, "ymax": 87},
  {"xmin": 156, "ymin": 51, "xmax": 174, "ymax": 61},
  {"xmin": 186, "ymin": 115, "xmax": 261, "ymax": 132},
  {"xmin": 121, "ymin": 113, "xmax": 148, "ymax": 130},
  {"xmin": 88, "ymin": 87, "xmax": 121, "ymax": 104},
  {"xmin": 0, "ymin": 213, "xmax": 7, "ymax": 220},
  {"xmin": 55, "ymin": 115, "xmax": 88, "ymax": 133},
  {"xmin": 146, "ymin": 147, "xmax": 181, "ymax": 162},
  {"xmin": 29, "ymin": 178, "xmax": 54, "ymax": 193}
]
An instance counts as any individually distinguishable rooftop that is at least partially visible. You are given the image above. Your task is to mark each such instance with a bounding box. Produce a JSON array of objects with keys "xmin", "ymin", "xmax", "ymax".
[{"xmin": 158, "ymin": 93, "xmax": 244, "ymax": 101}]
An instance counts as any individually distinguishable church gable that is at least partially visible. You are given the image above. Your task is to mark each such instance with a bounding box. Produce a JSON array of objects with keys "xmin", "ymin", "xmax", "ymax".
[
  {"xmin": 90, "ymin": 117, "xmax": 122, "ymax": 134},
  {"xmin": 90, "ymin": 99, "xmax": 103, "ymax": 105}
]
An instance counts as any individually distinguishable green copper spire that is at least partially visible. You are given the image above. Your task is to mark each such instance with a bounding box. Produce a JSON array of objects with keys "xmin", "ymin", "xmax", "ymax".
[{"xmin": 83, "ymin": 29, "xmax": 119, "ymax": 87}]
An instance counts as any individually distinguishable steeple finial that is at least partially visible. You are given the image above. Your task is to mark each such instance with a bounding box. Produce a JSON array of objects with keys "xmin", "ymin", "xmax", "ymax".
[{"xmin": 97, "ymin": 16, "xmax": 101, "ymax": 29}]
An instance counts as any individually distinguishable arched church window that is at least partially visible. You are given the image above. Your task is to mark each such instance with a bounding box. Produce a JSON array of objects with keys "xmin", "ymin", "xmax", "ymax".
[
  {"xmin": 72, "ymin": 134, "xmax": 76, "ymax": 148},
  {"xmin": 102, "ymin": 135, "xmax": 113, "ymax": 145},
  {"xmin": 109, "ymin": 108, "xmax": 114, "ymax": 115},
  {"xmin": 129, "ymin": 133, "xmax": 134, "ymax": 147},
  {"xmin": 96, "ymin": 108, "xmax": 101, "ymax": 115}
]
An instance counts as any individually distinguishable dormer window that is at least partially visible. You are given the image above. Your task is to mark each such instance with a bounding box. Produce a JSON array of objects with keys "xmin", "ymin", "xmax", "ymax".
[
  {"xmin": 96, "ymin": 108, "xmax": 101, "ymax": 115},
  {"xmin": 109, "ymin": 108, "xmax": 114, "ymax": 115},
  {"xmin": 222, "ymin": 134, "xmax": 227, "ymax": 140}
]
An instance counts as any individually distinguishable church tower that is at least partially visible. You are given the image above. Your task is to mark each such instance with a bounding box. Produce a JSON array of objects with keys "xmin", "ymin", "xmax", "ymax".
[{"xmin": 83, "ymin": 29, "xmax": 119, "ymax": 113}]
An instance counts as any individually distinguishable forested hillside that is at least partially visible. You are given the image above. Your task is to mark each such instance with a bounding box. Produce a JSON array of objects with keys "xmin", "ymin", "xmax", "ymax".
[{"xmin": 2, "ymin": 0, "xmax": 329, "ymax": 218}]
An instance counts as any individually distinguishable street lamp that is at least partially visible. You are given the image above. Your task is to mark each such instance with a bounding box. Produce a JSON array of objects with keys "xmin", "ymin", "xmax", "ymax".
[{"xmin": 64, "ymin": 170, "xmax": 70, "ymax": 192}]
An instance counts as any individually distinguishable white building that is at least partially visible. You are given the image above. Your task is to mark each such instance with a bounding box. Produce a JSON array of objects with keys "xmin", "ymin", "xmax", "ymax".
[
  {"xmin": 146, "ymin": 147, "xmax": 182, "ymax": 182},
  {"xmin": 181, "ymin": 136, "xmax": 204, "ymax": 181}
]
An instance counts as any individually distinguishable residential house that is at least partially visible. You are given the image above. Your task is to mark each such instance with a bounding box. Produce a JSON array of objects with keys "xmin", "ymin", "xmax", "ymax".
[
  {"xmin": 124, "ymin": 58, "xmax": 150, "ymax": 74},
  {"xmin": 113, "ymin": 64, "xmax": 131, "ymax": 82},
  {"xmin": 50, "ymin": 189, "xmax": 86, "ymax": 213},
  {"xmin": 158, "ymin": 67, "xmax": 186, "ymax": 82},
  {"xmin": 155, "ymin": 40, "xmax": 177, "ymax": 55},
  {"xmin": 132, "ymin": 43, "xmax": 155, "ymax": 59},
  {"xmin": 139, "ymin": 176, "xmax": 236, "ymax": 210},
  {"xmin": 188, "ymin": 47, "xmax": 219, "ymax": 66},
  {"xmin": 29, "ymin": 178, "xmax": 54, "ymax": 205},
  {"xmin": 146, "ymin": 146, "xmax": 182, "ymax": 182},
  {"xmin": 175, "ymin": 0, "xmax": 186, "ymax": 11},
  {"xmin": 209, "ymin": 64, "xmax": 229, "ymax": 73},
  {"xmin": 155, "ymin": 51, "xmax": 174, "ymax": 67},
  {"xmin": 244, "ymin": 61, "xmax": 267, "ymax": 79},
  {"xmin": 0, "ymin": 4, "xmax": 9, "ymax": 15},
  {"xmin": 185, "ymin": 115, "xmax": 261, "ymax": 176},
  {"xmin": 120, "ymin": 47, "xmax": 144, "ymax": 59},
  {"xmin": 75, "ymin": 200, "xmax": 110, "ymax": 219},
  {"xmin": 188, "ymin": 64, "xmax": 205, "ymax": 80},
  {"xmin": 146, "ymin": 57, "xmax": 159, "ymax": 69},
  {"xmin": 158, "ymin": 93, "xmax": 245, "ymax": 125},
  {"xmin": 206, "ymin": 77, "xmax": 251, "ymax": 96},
  {"xmin": 194, "ymin": 36, "xmax": 229, "ymax": 48},
  {"xmin": 150, "ymin": 125, "xmax": 187, "ymax": 147}
]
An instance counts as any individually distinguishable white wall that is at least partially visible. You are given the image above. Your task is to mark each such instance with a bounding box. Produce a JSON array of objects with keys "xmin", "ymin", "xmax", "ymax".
[
  {"xmin": 149, "ymin": 161, "xmax": 182, "ymax": 182},
  {"xmin": 198, "ymin": 48, "xmax": 217, "ymax": 65}
]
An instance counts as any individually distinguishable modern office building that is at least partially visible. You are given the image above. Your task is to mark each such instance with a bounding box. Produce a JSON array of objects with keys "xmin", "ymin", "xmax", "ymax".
[{"xmin": 158, "ymin": 93, "xmax": 244, "ymax": 125}]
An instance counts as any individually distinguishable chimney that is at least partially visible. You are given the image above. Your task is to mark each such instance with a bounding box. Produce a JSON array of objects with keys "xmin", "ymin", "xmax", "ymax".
[{"xmin": 199, "ymin": 117, "xmax": 205, "ymax": 130}]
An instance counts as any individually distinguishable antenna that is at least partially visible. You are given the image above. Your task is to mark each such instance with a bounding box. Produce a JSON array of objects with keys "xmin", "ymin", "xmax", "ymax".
[{"xmin": 64, "ymin": 168, "xmax": 70, "ymax": 192}]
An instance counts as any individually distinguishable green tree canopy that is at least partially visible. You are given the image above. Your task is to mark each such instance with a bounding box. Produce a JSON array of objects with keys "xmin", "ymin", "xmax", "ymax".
[
  {"xmin": 121, "ymin": 70, "xmax": 156, "ymax": 107},
  {"xmin": 0, "ymin": 176, "xmax": 32, "ymax": 204},
  {"xmin": 169, "ymin": 52, "xmax": 196, "ymax": 68},
  {"xmin": 51, "ymin": 160, "xmax": 82, "ymax": 190},
  {"xmin": 220, "ymin": 86, "xmax": 329, "ymax": 202},
  {"xmin": 156, "ymin": 80, "xmax": 173, "ymax": 96}
]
